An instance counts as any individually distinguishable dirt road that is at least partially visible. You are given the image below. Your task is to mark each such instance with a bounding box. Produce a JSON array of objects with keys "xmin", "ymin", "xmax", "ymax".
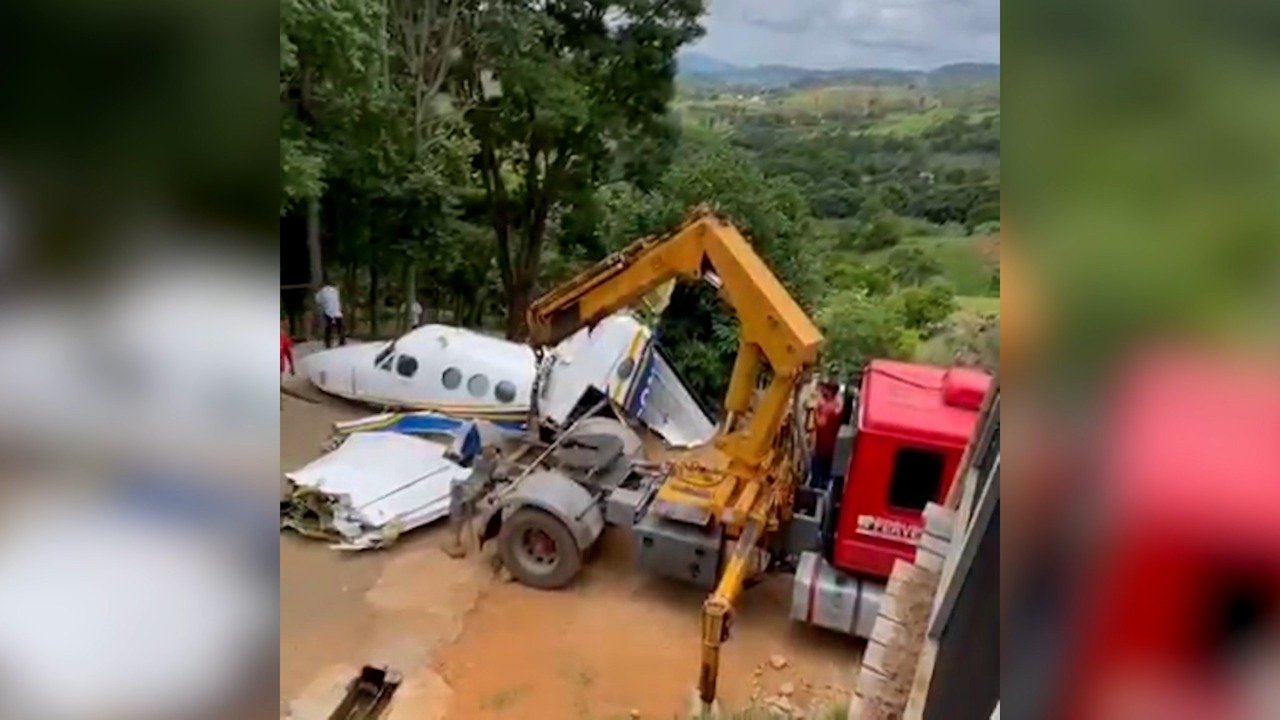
[{"xmin": 280, "ymin": 394, "xmax": 857, "ymax": 719}]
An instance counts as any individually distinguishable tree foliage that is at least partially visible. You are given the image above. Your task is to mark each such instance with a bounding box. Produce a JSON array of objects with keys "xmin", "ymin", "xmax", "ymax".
[
  {"xmin": 596, "ymin": 123, "xmax": 818, "ymax": 405},
  {"xmin": 886, "ymin": 245, "xmax": 942, "ymax": 285},
  {"xmin": 278, "ymin": 0, "xmax": 997, "ymax": 389},
  {"xmin": 459, "ymin": 0, "xmax": 704, "ymax": 338},
  {"xmin": 816, "ymin": 289, "xmax": 919, "ymax": 380},
  {"xmin": 282, "ymin": 0, "xmax": 497, "ymax": 330},
  {"xmin": 891, "ymin": 280, "xmax": 958, "ymax": 332}
]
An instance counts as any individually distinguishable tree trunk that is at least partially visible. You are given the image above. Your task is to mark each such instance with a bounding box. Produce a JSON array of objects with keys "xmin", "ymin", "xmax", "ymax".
[
  {"xmin": 307, "ymin": 198, "xmax": 323, "ymax": 288},
  {"xmin": 343, "ymin": 262, "xmax": 358, "ymax": 338},
  {"xmin": 302, "ymin": 63, "xmax": 323, "ymax": 340},
  {"xmin": 369, "ymin": 262, "xmax": 380, "ymax": 339},
  {"xmin": 403, "ymin": 260, "xmax": 417, "ymax": 332},
  {"xmin": 305, "ymin": 197, "xmax": 323, "ymax": 340},
  {"xmin": 504, "ymin": 273, "xmax": 532, "ymax": 340}
]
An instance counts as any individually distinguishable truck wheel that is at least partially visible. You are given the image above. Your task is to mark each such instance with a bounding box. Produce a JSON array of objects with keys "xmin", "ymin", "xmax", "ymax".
[{"xmin": 498, "ymin": 508, "xmax": 582, "ymax": 589}]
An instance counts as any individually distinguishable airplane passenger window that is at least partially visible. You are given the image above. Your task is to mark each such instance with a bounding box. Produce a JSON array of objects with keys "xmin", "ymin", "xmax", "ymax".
[
  {"xmin": 467, "ymin": 373, "xmax": 489, "ymax": 398},
  {"xmin": 494, "ymin": 380, "xmax": 517, "ymax": 403},
  {"xmin": 616, "ymin": 357, "xmax": 636, "ymax": 380},
  {"xmin": 442, "ymin": 367, "xmax": 462, "ymax": 389},
  {"xmin": 395, "ymin": 354, "xmax": 419, "ymax": 378}
]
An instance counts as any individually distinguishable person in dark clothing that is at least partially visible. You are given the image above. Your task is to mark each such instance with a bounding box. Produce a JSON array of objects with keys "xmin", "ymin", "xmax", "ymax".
[{"xmin": 839, "ymin": 382, "xmax": 856, "ymax": 427}]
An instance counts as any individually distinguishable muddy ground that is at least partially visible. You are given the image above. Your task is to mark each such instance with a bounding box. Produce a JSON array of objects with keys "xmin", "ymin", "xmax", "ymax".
[{"xmin": 280, "ymin": 393, "xmax": 859, "ymax": 719}]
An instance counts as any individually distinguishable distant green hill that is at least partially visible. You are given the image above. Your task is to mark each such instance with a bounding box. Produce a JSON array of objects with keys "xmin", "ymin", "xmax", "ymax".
[{"xmin": 677, "ymin": 51, "xmax": 998, "ymax": 91}]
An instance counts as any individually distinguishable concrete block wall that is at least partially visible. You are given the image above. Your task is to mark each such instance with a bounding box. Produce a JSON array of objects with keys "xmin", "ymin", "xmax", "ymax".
[{"xmin": 847, "ymin": 502, "xmax": 956, "ymax": 720}]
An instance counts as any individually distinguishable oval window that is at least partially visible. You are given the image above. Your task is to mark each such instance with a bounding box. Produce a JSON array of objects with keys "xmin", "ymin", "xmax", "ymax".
[
  {"xmin": 615, "ymin": 357, "xmax": 636, "ymax": 381},
  {"xmin": 494, "ymin": 380, "xmax": 518, "ymax": 403},
  {"xmin": 442, "ymin": 367, "xmax": 462, "ymax": 389},
  {"xmin": 467, "ymin": 373, "xmax": 489, "ymax": 398},
  {"xmin": 395, "ymin": 354, "xmax": 419, "ymax": 378}
]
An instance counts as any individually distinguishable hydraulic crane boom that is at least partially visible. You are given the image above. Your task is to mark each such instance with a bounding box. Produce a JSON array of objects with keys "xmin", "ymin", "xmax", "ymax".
[
  {"xmin": 527, "ymin": 207, "xmax": 823, "ymax": 706},
  {"xmin": 528, "ymin": 207, "xmax": 822, "ymax": 468}
]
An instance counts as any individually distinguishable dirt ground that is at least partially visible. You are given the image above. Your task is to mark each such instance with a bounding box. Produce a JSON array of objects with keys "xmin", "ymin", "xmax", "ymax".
[{"xmin": 280, "ymin": 393, "xmax": 859, "ymax": 719}]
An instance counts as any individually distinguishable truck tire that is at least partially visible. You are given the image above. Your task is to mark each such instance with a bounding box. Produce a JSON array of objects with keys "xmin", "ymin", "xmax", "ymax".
[{"xmin": 498, "ymin": 507, "xmax": 583, "ymax": 589}]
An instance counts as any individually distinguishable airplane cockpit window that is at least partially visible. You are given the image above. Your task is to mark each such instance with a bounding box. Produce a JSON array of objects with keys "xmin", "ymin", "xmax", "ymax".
[
  {"xmin": 467, "ymin": 373, "xmax": 489, "ymax": 398},
  {"xmin": 375, "ymin": 343, "xmax": 395, "ymax": 369},
  {"xmin": 442, "ymin": 367, "xmax": 462, "ymax": 389},
  {"xmin": 494, "ymin": 380, "xmax": 517, "ymax": 403},
  {"xmin": 395, "ymin": 354, "xmax": 419, "ymax": 378}
]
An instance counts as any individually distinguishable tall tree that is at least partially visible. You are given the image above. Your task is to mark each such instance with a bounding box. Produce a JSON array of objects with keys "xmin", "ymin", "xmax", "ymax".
[
  {"xmin": 459, "ymin": 0, "xmax": 704, "ymax": 338},
  {"xmin": 283, "ymin": 0, "xmax": 476, "ymax": 334}
]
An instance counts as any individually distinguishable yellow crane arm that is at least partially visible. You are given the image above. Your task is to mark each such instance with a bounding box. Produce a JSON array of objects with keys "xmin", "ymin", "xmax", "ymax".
[
  {"xmin": 527, "ymin": 207, "xmax": 823, "ymax": 467},
  {"xmin": 528, "ymin": 208, "xmax": 823, "ymax": 708}
]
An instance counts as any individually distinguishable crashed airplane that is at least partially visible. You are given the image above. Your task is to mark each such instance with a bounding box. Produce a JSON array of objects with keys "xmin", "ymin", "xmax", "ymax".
[
  {"xmin": 303, "ymin": 324, "xmax": 535, "ymax": 422},
  {"xmin": 285, "ymin": 312, "xmax": 716, "ymax": 550},
  {"xmin": 300, "ymin": 312, "xmax": 715, "ymax": 448}
]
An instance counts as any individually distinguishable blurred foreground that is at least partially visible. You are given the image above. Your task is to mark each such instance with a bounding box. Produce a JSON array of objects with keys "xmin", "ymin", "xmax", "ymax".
[
  {"xmin": 1005, "ymin": 0, "xmax": 1280, "ymax": 717},
  {"xmin": 0, "ymin": 0, "xmax": 277, "ymax": 717},
  {"xmin": 0, "ymin": 249, "xmax": 279, "ymax": 720}
]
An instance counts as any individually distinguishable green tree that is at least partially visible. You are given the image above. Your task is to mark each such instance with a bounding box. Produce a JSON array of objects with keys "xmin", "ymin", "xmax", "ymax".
[
  {"xmin": 967, "ymin": 200, "xmax": 1000, "ymax": 228},
  {"xmin": 282, "ymin": 0, "xmax": 477, "ymax": 334},
  {"xmin": 597, "ymin": 124, "xmax": 820, "ymax": 404},
  {"xmin": 815, "ymin": 289, "xmax": 918, "ymax": 380},
  {"xmin": 886, "ymin": 245, "xmax": 942, "ymax": 285},
  {"xmin": 891, "ymin": 280, "xmax": 957, "ymax": 332},
  {"xmin": 858, "ymin": 211, "xmax": 902, "ymax": 251},
  {"xmin": 459, "ymin": 0, "xmax": 705, "ymax": 339},
  {"xmin": 824, "ymin": 257, "xmax": 895, "ymax": 297}
]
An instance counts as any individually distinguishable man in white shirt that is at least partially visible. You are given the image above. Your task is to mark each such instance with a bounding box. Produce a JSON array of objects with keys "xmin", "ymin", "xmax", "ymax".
[{"xmin": 314, "ymin": 281, "xmax": 345, "ymax": 348}]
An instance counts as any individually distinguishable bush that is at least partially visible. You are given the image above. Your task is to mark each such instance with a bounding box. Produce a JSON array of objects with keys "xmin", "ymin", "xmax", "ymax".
[
  {"xmin": 856, "ymin": 212, "xmax": 902, "ymax": 251},
  {"xmin": 825, "ymin": 258, "xmax": 896, "ymax": 296},
  {"xmin": 897, "ymin": 216, "xmax": 949, "ymax": 237},
  {"xmin": 967, "ymin": 200, "xmax": 1000, "ymax": 228},
  {"xmin": 915, "ymin": 312, "xmax": 999, "ymax": 371},
  {"xmin": 886, "ymin": 246, "xmax": 942, "ymax": 285},
  {"xmin": 974, "ymin": 219, "xmax": 1000, "ymax": 236},
  {"xmin": 892, "ymin": 280, "xmax": 958, "ymax": 332}
]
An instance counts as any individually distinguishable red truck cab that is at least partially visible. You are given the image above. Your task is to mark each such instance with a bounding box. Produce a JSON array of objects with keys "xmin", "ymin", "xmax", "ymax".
[{"xmin": 833, "ymin": 360, "xmax": 992, "ymax": 579}]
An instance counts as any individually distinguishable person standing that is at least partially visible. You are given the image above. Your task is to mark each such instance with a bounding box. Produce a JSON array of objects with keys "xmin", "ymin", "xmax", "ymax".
[
  {"xmin": 810, "ymin": 381, "xmax": 842, "ymax": 490},
  {"xmin": 314, "ymin": 280, "xmax": 345, "ymax": 348},
  {"xmin": 280, "ymin": 320, "xmax": 296, "ymax": 376}
]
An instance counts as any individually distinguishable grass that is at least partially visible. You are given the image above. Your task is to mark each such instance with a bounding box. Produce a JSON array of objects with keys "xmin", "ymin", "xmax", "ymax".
[
  {"xmin": 779, "ymin": 85, "xmax": 924, "ymax": 115},
  {"xmin": 861, "ymin": 235, "xmax": 999, "ymax": 297},
  {"xmin": 864, "ymin": 107, "xmax": 958, "ymax": 136},
  {"xmin": 956, "ymin": 295, "xmax": 1000, "ymax": 316}
]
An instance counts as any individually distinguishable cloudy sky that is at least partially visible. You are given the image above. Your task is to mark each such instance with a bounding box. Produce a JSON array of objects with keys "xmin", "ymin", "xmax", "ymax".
[{"xmin": 688, "ymin": 0, "xmax": 1000, "ymax": 70}]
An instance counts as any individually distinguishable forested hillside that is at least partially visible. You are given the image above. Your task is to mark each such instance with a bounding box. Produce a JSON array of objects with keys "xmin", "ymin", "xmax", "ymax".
[{"xmin": 280, "ymin": 1, "xmax": 998, "ymax": 408}]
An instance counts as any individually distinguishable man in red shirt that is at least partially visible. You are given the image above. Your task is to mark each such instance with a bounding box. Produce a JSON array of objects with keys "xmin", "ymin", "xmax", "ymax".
[
  {"xmin": 280, "ymin": 321, "xmax": 296, "ymax": 376},
  {"xmin": 810, "ymin": 381, "xmax": 842, "ymax": 490}
]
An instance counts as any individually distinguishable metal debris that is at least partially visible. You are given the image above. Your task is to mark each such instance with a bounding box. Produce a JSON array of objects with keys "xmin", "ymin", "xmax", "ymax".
[{"xmin": 327, "ymin": 665, "xmax": 401, "ymax": 720}]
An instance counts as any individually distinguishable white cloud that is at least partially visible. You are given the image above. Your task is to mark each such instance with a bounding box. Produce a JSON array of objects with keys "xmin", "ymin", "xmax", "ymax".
[{"xmin": 690, "ymin": 0, "xmax": 1000, "ymax": 70}]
